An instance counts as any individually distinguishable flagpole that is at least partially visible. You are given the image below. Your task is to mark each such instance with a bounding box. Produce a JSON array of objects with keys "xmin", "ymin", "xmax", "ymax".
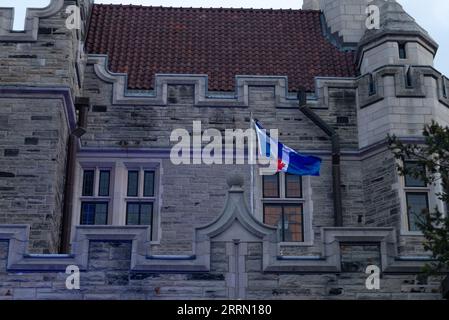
[{"xmin": 249, "ymin": 112, "xmax": 255, "ymax": 216}]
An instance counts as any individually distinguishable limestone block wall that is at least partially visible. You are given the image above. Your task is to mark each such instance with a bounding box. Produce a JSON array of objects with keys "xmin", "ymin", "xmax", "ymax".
[
  {"xmin": 317, "ymin": 0, "xmax": 370, "ymax": 45},
  {"xmin": 0, "ymin": 93, "xmax": 72, "ymax": 253},
  {"xmin": 360, "ymin": 41, "xmax": 435, "ymax": 75},
  {"xmin": 0, "ymin": 228, "xmax": 443, "ymax": 300},
  {"xmin": 78, "ymin": 67, "xmax": 364, "ymax": 258}
]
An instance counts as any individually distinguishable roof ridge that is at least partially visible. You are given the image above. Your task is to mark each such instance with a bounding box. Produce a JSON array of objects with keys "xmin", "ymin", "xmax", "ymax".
[{"xmin": 93, "ymin": 3, "xmax": 320, "ymax": 14}]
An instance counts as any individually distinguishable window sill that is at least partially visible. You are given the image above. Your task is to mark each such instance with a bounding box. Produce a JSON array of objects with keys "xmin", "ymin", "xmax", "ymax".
[
  {"xmin": 279, "ymin": 241, "xmax": 313, "ymax": 247},
  {"xmin": 400, "ymin": 230, "xmax": 424, "ymax": 237},
  {"xmin": 80, "ymin": 196, "xmax": 111, "ymax": 201}
]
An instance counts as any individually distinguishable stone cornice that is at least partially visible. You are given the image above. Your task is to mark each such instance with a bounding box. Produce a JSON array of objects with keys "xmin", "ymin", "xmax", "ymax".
[{"xmin": 0, "ymin": 85, "xmax": 77, "ymax": 131}]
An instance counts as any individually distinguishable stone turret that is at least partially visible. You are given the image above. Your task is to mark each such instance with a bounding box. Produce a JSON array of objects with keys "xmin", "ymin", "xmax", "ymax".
[
  {"xmin": 354, "ymin": 0, "xmax": 448, "ymax": 149},
  {"xmin": 357, "ymin": 0, "xmax": 438, "ymax": 74}
]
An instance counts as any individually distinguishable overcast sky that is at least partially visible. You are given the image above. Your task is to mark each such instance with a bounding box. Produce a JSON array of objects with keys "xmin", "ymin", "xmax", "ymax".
[{"xmin": 3, "ymin": 0, "xmax": 449, "ymax": 75}]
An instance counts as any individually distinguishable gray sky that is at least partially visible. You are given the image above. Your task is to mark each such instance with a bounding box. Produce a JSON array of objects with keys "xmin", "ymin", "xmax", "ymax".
[{"xmin": 3, "ymin": 0, "xmax": 449, "ymax": 76}]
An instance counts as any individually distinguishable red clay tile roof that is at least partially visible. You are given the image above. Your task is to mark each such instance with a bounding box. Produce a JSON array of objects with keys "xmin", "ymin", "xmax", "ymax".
[{"xmin": 86, "ymin": 5, "xmax": 356, "ymax": 92}]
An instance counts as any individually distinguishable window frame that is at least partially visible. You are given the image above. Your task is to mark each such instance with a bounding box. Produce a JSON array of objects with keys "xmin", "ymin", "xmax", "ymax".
[
  {"xmin": 397, "ymin": 159, "xmax": 446, "ymax": 235},
  {"xmin": 80, "ymin": 201, "xmax": 109, "ymax": 225},
  {"xmin": 398, "ymin": 42, "xmax": 407, "ymax": 60},
  {"xmin": 72, "ymin": 160, "xmax": 160, "ymax": 244},
  {"xmin": 79, "ymin": 167, "xmax": 112, "ymax": 225},
  {"xmin": 401, "ymin": 161, "xmax": 431, "ymax": 233},
  {"xmin": 405, "ymin": 192, "xmax": 430, "ymax": 232},
  {"xmin": 126, "ymin": 202, "xmax": 154, "ymax": 238},
  {"xmin": 260, "ymin": 172, "xmax": 310, "ymax": 245},
  {"xmin": 123, "ymin": 165, "xmax": 158, "ymax": 241}
]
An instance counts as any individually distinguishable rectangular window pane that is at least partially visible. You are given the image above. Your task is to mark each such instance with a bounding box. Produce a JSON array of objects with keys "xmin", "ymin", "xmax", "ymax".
[
  {"xmin": 82, "ymin": 170, "xmax": 95, "ymax": 196},
  {"xmin": 406, "ymin": 192, "xmax": 429, "ymax": 231},
  {"xmin": 80, "ymin": 202, "xmax": 95, "ymax": 225},
  {"xmin": 399, "ymin": 43, "xmax": 407, "ymax": 59},
  {"xmin": 94, "ymin": 203, "xmax": 108, "ymax": 225},
  {"xmin": 140, "ymin": 203, "xmax": 153, "ymax": 225},
  {"xmin": 127, "ymin": 170, "xmax": 139, "ymax": 197},
  {"xmin": 126, "ymin": 202, "xmax": 153, "ymax": 225},
  {"xmin": 143, "ymin": 171, "xmax": 155, "ymax": 197},
  {"xmin": 285, "ymin": 174, "xmax": 302, "ymax": 198},
  {"xmin": 126, "ymin": 203, "xmax": 140, "ymax": 225},
  {"xmin": 404, "ymin": 162, "xmax": 426, "ymax": 187},
  {"xmin": 81, "ymin": 202, "xmax": 108, "ymax": 225},
  {"xmin": 98, "ymin": 170, "xmax": 110, "ymax": 197},
  {"xmin": 283, "ymin": 205, "xmax": 303, "ymax": 242},
  {"xmin": 264, "ymin": 204, "xmax": 283, "ymax": 241},
  {"xmin": 263, "ymin": 174, "xmax": 279, "ymax": 198},
  {"xmin": 264, "ymin": 204, "xmax": 303, "ymax": 242}
]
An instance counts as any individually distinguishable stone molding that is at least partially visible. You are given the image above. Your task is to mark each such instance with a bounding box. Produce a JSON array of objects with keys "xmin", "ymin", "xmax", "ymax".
[
  {"xmin": 0, "ymin": 0, "xmax": 64, "ymax": 42},
  {"xmin": 88, "ymin": 54, "xmax": 307, "ymax": 108},
  {"xmin": 357, "ymin": 65, "xmax": 449, "ymax": 108},
  {"xmin": 89, "ymin": 55, "xmax": 449, "ymax": 111},
  {"xmin": 0, "ymin": 85, "xmax": 77, "ymax": 132}
]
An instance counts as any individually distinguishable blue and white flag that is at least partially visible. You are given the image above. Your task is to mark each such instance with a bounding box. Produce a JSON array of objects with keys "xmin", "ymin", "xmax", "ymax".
[{"xmin": 254, "ymin": 120, "xmax": 322, "ymax": 176}]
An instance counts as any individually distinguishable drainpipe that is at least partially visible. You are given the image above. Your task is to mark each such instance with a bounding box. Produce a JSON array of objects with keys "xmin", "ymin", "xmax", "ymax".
[
  {"xmin": 60, "ymin": 97, "xmax": 90, "ymax": 253},
  {"xmin": 297, "ymin": 90, "xmax": 343, "ymax": 227}
]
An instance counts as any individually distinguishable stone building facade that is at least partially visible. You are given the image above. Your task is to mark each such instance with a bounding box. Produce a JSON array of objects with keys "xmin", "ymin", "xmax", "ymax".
[{"xmin": 0, "ymin": 0, "xmax": 448, "ymax": 299}]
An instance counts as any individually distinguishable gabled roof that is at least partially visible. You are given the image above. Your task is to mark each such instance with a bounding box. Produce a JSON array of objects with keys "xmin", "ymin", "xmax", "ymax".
[{"xmin": 86, "ymin": 4, "xmax": 356, "ymax": 92}]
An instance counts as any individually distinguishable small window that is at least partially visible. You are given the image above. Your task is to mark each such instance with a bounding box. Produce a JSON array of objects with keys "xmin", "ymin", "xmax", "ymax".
[
  {"xmin": 82, "ymin": 170, "xmax": 95, "ymax": 196},
  {"xmin": 404, "ymin": 162, "xmax": 426, "ymax": 187},
  {"xmin": 368, "ymin": 74, "xmax": 376, "ymax": 95},
  {"xmin": 80, "ymin": 202, "xmax": 108, "ymax": 225},
  {"xmin": 406, "ymin": 193, "xmax": 429, "ymax": 231},
  {"xmin": 262, "ymin": 172, "xmax": 304, "ymax": 242},
  {"xmin": 402, "ymin": 161, "xmax": 430, "ymax": 232},
  {"xmin": 98, "ymin": 170, "xmax": 110, "ymax": 197},
  {"xmin": 127, "ymin": 170, "xmax": 139, "ymax": 197},
  {"xmin": 126, "ymin": 202, "xmax": 153, "ymax": 226},
  {"xmin": 124, "ymin": 167, "xmax": 157, "ymax": 240},
  {"xmin": 443, "ymin": 78, "xmax": 448, "ymax": 98},
  {"xmin": 398, "ymin": 43, "xmax": 407, "ymax": 59},
  {"xmin": 143, "ymin": 171, "xmax": 155, "ymax": 197}
]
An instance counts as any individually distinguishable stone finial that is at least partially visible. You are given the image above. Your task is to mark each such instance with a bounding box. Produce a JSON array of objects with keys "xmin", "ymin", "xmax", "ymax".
[{"xmin": 226, "ymin": 174, "xmax": 244, "ymax": 191}]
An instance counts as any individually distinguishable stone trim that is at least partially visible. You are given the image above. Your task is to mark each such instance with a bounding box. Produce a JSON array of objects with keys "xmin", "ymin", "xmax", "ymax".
[
  {"xmin": 89, "ymin": 54, "xmax": 313, "ymax": 108},
  {"xmin": 91, "ymin": 54, "xmax": 449, "ymax": 111},
  {"xmin": 358, "ymin": 65, "xmax": 449, "ymax": 108},
  {"xmin": 314, "ymin": 77, "xmax": 358, "ymax": 109},
  {"xmin": 356, "ymin": 35, "xmax": 438, "ymax": 71},
  {"xmin": 0, "ymin": 85, "xmax": 77, "ymax": 132},
  {"xmin": 0, "ymin": 0, "xmax": 64, "ymax": 42}
]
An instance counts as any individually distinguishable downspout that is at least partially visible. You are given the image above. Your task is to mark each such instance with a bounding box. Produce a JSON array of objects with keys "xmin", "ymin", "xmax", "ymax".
[
  {"xmin": 60, "ymin": 97, "xmax": 90, "ymax": 253},
  {"xmin": 297, "ymin": 90, "xmax": 343, "ymax": 227}
]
